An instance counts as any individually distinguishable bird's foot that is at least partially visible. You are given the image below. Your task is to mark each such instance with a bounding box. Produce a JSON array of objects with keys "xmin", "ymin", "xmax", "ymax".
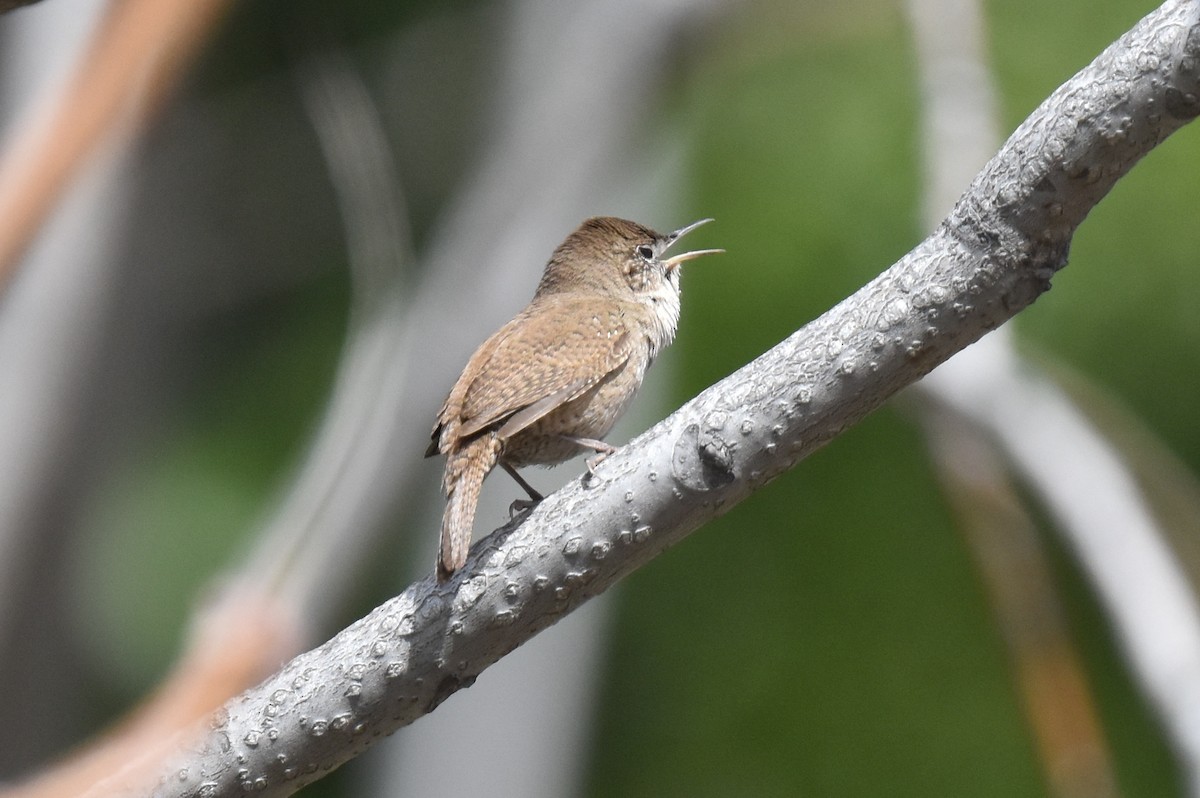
[
  {"xmin": 562, "ymin": 438, "xmax": 616, "ymax": 487},
  {"xmin": 509, "ymin": 496, "xmax": 541, "ymax": 519}
]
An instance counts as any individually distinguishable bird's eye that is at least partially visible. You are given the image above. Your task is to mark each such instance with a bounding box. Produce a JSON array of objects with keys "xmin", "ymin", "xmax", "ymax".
[{"xmin": 636, "ymin": 244, "xmax": 654, "ymax": 261}]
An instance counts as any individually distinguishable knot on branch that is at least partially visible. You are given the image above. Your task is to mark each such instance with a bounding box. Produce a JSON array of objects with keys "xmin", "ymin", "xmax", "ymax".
[{"xmin": 672, "ymin": 423, "xmax": 736, "ymax": 492}]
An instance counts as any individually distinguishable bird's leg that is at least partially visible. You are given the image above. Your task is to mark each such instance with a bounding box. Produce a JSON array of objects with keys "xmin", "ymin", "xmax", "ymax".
[
  {"xmin": 559, "ymin": 435, "xmax": 618, "ymax": 480},
  {"xmin": 501, "ymin": 461, "xmax": 543, "ymax": 518}
]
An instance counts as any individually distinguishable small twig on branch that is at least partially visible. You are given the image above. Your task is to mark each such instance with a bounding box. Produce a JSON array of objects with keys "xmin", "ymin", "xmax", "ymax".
[{"xmin": 125, "ymin": 1, "xmax": 1200, "ymax": 795}]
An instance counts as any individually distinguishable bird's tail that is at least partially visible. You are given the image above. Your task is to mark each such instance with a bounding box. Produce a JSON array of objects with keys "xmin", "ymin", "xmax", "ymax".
[{"xmin": 438, "ymin": 433, "xmax": 502, "ymax": 582}]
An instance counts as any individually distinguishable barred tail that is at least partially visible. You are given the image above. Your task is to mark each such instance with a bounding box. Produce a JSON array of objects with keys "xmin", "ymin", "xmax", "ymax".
[{"xmin": 437, "ymin": 434, "xmax": 502, "ymax": 582}]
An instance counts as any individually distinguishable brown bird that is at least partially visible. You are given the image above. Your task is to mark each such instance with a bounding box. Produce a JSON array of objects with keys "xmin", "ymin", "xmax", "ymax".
[{"xmin": 426, "ymin": 216, "xmax": 722, "ymax": 581}]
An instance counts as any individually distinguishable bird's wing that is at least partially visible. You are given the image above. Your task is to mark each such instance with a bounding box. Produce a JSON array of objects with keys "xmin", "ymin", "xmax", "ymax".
[
  {"xmin": 451, "ymin": 297, "xmax": 633, "ymax": 442},
  {"xmin": 494, "ymin": 381, "xmax": 588, "ymax": 440}
]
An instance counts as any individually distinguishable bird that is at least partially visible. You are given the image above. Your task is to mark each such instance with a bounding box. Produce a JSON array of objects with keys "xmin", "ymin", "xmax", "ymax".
[{"xmin": 426, "ymin": 216, "xmax": 722, "ymax": 581}]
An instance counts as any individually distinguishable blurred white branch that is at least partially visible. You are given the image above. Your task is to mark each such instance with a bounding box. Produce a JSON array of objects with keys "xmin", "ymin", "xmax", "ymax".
[
  {"xmin": 0, "ymin": 0, "xmax": 126, "ymax": 747},
  {"xmin": 0, "ymin": 0, "xmax": 95, "ymax": 614},
  {"xmin": 906, "ymin": 0, "xmax": 999, "ymax": 222},
  {"xmin": 243, "ymin": 48, "xmax": 415, "ymax": 630},
  {"xmin": 121, "ymin": 1, "xmax": 1200, "ymax": 795}
]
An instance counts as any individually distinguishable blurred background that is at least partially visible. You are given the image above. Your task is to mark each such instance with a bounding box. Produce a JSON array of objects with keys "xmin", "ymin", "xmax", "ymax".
[{"xmin": 0, "ymin": 0, "xmax": 1198, "ymax": 795}]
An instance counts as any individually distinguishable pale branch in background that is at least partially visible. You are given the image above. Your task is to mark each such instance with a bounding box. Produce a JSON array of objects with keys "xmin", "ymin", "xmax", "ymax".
[
  {"xmin": 248, "ymin": 49, "xmax": 415, "ymax": 626},
  {"xmin": 131, "ymin": 1, "xmax": 1200, "ymax": 795}
]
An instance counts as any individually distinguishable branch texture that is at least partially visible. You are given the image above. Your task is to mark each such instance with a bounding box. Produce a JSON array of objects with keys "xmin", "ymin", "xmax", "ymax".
[{"xmin": 138, "ymin": 2, "xmax": 1200, "ymax": 795}]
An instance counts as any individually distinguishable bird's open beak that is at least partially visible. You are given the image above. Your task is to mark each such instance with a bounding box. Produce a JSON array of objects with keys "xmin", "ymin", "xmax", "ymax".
[{"xmin": 663, "ymin": 218, "xmax": 724, "ymax": 270}]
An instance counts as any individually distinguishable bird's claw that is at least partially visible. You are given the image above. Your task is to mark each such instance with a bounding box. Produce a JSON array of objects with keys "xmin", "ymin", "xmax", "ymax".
[{"xmin": 509, "ymin": 497, "xmax": 540, "ymax": 519}]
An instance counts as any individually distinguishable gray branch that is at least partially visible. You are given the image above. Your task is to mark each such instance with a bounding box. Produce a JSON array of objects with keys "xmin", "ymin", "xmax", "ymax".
[{"xmin": 130, "ymin": 2, "xmax": 1200, "ymax": 795}]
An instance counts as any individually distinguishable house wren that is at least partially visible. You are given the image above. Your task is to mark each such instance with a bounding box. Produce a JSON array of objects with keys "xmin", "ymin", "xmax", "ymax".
[{"xmin": 426, "ymin": 216, "xmax": 722, "ymax": 581}]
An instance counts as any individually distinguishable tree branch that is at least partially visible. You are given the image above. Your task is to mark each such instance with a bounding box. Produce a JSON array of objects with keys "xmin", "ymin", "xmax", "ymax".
[{"xmin": 127, "ymin": 1, "xmax": 1200, "ymax": 795}]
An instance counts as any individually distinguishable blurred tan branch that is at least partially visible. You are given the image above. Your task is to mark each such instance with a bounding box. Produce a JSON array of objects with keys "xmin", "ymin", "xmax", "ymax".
[
  {"xmin": 0, "ymin": 0, "xmax": 230, "ymax": 292},
  {"xmin": 924, "ymin": 414, "xmax": 1120, "ymax": 798}
]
